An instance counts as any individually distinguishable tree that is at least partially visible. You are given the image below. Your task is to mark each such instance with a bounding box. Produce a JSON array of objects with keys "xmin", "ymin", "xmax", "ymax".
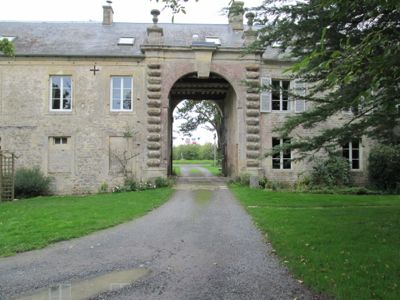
[
  {"xmin": 155, "ymin": 0, "xmax": 400, "ymax": 156},
  {"xmin": 0, "ymin": 39, "xmax": 15, "ymax": 56},
  {"xmin": 253, "ymin": 0, "xmax": 400, "ymax": 154},
  {"xmin": 174, "ymin": 100, "xmax": 223, "ymax": 150}
]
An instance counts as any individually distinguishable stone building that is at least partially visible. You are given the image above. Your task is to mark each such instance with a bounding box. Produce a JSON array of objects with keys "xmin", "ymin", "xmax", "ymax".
[{"xmin": 0, "ymin": 2, "xmax": 369, "ymax": 194}]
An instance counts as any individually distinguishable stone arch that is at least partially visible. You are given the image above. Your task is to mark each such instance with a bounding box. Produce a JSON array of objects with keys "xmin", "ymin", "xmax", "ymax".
[{"xmin": 166, "ymin": 71, "xmax": 240, "ymax": 177}]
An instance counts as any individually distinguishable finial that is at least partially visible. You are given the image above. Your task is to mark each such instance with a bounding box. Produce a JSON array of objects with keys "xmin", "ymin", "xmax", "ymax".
[
  {"xmin": 245, "ymin": 12, "xmax": 255, "ymax": 27},
  {"xmin": 151, "ymin": 9, "xmax": 160, "ymax": 25}
]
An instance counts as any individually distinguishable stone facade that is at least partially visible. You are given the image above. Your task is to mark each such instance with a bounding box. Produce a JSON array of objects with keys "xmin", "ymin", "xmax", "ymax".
[{"xmin": 0, "ymin": 3, "xmax": 370, "ymax": 194}]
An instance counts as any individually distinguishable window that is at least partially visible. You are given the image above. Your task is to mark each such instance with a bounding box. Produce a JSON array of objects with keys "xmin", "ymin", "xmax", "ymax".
[
  {"xmin": 50, "ymin": 76, "xmax": 72, "ymax": 111},
  {"xmin": 205, "ymin": 37, "xmax": 221, "ymax": 45},
  {"xmin": 342, "ymin": 140, "xmax": 360, "ymax": 170},
  {"xmin": 111, "ymin": 76, "xmax": 133, "ymax": 111},
  {"xmin": 272, "ymin": 79, "xmax": 290, "ymax": 111},
  {"xmin": 118, "ymin": 37, "xmax": 135, "ymax": 45},
  {"xmin": 53, "ymin": 137, "xmax": 68, "ymax": 145},
  {"xmin": 272, "ymin": 138, "xmax": 291, "ymax": 169}
]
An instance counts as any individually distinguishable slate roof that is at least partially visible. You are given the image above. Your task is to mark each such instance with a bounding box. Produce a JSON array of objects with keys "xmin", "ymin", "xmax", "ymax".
[{"xmin": 0, "ymin": 21, "xmax": 288, "ymax": 60}]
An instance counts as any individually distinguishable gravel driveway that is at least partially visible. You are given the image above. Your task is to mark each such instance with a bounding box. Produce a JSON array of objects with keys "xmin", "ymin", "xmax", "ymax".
[{"xmin": 0, "ymin": 166, "xmax": 317, "ymax": 300}]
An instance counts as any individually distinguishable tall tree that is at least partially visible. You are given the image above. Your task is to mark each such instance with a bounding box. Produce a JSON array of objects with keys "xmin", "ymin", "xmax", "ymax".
[{"xmin": 251, "ymin": 0, "xmax": 400, "ymax": 155}]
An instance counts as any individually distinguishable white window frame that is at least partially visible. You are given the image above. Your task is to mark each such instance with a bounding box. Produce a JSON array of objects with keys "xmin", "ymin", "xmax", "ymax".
[
  {"xmin": 272, "ymin": 138, "xmax": 292, "ymax": 170},
  {"xmin": 271, "ymin": 79, "xmax": 290, "ymax": 112},
  {"xmin": 53, "ymin": 137, "xmax": 68, "ymax": 145},
  {"xmin": 342, "ymin": 140, "xmax": 361, "ymax": 170},
  {"xmin": 110, "ymin": 76, "xmax": 133, "ymax": 112},
  {"xmin": 49, "ymin": 76, "xmax": 72, "ymax": 112}
]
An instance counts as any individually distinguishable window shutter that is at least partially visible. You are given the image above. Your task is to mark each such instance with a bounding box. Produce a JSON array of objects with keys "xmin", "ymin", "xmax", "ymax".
[
  {"xmin": 260, "ymin": 77, "xmax": 271, "ymax": 113},
  {"xmin": 293, "ymin": 79, "xmax": 306, "ymax": 113}
]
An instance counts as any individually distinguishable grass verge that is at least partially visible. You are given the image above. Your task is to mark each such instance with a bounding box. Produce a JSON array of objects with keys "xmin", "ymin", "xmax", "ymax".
[
  {"xmin": 0, "ymin": 188, "xmax": 173, "ymax": 257},
  {"xmin": 230, "ymin": 185, "xmax": 400, "ymax": 300}
]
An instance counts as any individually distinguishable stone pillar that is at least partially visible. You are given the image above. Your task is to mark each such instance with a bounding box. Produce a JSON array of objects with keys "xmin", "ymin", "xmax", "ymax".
[
  {"xmin": 228, "ymin": 1, "xmax": 244, "ymax": 31},
  {"xmin": 146, "ymin": 9, "xmax": 164, "ymax": 44},
  {"xmin": 146, "ymin": 63, "xmax": 162, "ymax": 168},
  {"xmin": 245, "ymin": 64, "xmax": 261, "ymax": 169},
  {"xmin": 243, "ymin": 12, "xmax": 257, "ymax": 46}
]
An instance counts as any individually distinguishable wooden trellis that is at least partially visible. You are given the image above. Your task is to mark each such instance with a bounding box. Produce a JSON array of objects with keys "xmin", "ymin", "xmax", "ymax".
[{"xmin": 0, "ymin": 151, "xmax": 15, "ymax": 201}]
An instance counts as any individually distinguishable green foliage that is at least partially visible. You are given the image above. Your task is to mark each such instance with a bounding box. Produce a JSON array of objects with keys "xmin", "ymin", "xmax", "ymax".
[
  {"xmin": 231, "ymin": 185, "xmax": 400, "ymax": 299},
  {"xmin": 173, "ymin": 143, "xmax": 215, "ymax": 160},
  {"xmin": 249, "ymin": 0, "xmax": 400, "ymax": 153},
  {"xmin": 154, "ymin": 176, "xmax": 171, "ymax": 188},
  {"xmin": 0, "ymin": 188, "xmax": 173, "ymax": 256},
  {"xmin": 14, "ymin": 167, "xmax": 52, "ymax": 198},
  {"xmin": 368, "ymin": 144, "xmax": 400, "ymax": 192},
  {"xmin": 310, "ymin": 155, "xmax": 351, "ymax": 188},
  {"xmin": 0, "ymin": 39, "xmax": 15, "ymax": 56},
  {"xmin": 97, "ymin": 182, "xmax": 109, "ymax": 194}
]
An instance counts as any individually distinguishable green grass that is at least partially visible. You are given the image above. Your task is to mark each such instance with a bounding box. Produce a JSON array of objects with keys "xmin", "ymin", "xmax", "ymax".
[
  {"xmin": 173, "ymin": 159, "xmax": 213, "ymax": 165},
  {"xmin": 189, "ymin": 168, "xmax": 202, "ymax": 174},
  {"xmin": 0, "ymin": 188, "xmax": 173, "ymax": 257},
  {"xmin": 202, "ymin": 165, "xmax": 222, "ymax": 176},
  {"xmin": 172, "ymin": 166, "xmax": 181, "ymax": 176},
  {"xmin": 230, "ymin": 185, "xmax": 400, "ymax": 300}
]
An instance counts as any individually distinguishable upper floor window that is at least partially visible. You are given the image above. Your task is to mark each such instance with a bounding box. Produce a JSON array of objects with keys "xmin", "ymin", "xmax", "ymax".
[
  {"xmin": 111, "ymin": 76, "xmax": 133, "ymax": 111},
  {"xmin": 342, "ymin": 139, "xmax": 361, "ymax": 170},
  {"xmin": 50, "ymin": 76, "xmax": 72, "ymax": 111},
  {"xmin": 272, "ymin": 137, "xmax": 291, "ymax": 169},
  {"xmin": 272, "ymin": 79, "xmax": 290, "ymax": 111}
]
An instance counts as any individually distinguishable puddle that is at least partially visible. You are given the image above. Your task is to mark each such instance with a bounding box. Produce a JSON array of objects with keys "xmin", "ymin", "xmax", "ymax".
[
  {"xmin": 194, "ymin": 189, "xmax": 212, "ymax": 205},
  {"xmin": 16, "ymin": 268, "xmax": 150, "ymax": 300}
]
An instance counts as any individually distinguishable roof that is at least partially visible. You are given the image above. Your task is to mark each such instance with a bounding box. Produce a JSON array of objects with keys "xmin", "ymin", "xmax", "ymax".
[{"xmin": 0, "ymin": 21, "xmax": 246, "ymax": 57}]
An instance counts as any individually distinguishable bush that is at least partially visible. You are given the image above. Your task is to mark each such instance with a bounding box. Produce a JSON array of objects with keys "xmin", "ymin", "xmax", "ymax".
[
  {"xmin": 154, "ymin": 177, "xmax": 170, "ymax": 188},
  {"xmin": 310, "ymin": 155, "xmax": 351, "ymax": 188},
  {"xmin": 368, "ymin": 144, "xmax": 400, "ymax": 192},
  {"xmin": 15, "ymin": 167, "xmax": 52, "ymax": 198},
  {"xmin": 97, "ymin": 182, "xmax": 109, "ymax": 193}
]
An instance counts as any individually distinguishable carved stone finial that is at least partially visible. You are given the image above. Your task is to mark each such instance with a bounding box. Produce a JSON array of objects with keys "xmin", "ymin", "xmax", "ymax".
[
  {"xmin": 245, "ymin": 12, "xmax": 255, "ymax": 27},
  {"xmin": 151, "ymin": 9, "xmax": 160, "ymax": 25}
]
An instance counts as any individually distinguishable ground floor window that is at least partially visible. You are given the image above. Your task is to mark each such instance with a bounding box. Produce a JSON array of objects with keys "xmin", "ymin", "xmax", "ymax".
[
  {"xmin": 272, "ymin": 138, "xmax": 291, "ymax": 169},
  {"xmin": 342, "ymin": 140, "xmax": 360, "ymax": 169}
]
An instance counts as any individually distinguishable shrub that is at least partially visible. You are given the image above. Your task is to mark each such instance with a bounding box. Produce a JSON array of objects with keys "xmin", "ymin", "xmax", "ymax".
[
  {"xmin": 237, "ymin": 173, "xmax": 251, "ymax": 186},
  {"xmin": 368, "ymin": 144, "xmax": 400, "ymax": 192},
  {"xmin": 97, "ymin": 182, "xmax": 109, "ymax": 193},
  {"xmin": 310, "ymin": 155, "xmax": 351, "ymax": 188},
  {"xmin": 154, "ymin": 177, "xmax": 170, "ymax": 188},
  {"xmin": 15, "ymin": 167, "xmax": 52, "ymax": 198}
]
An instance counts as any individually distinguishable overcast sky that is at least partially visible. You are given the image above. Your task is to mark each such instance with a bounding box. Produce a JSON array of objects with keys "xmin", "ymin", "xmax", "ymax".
[
  {"xmin": 2, "ymin": 0, "xmax": 261, "ymax": 145},
  {"xmin": 1, "ymin": 0, "xmax": 260, "ymax": 24}
]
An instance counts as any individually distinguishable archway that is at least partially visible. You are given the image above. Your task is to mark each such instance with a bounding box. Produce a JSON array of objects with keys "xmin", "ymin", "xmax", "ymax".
[{"xmin": 167, "ymin": 72, "xmax": 238, "ymax": 177}]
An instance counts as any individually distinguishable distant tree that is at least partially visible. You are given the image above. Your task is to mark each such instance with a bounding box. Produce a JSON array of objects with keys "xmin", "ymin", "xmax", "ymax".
[
  {"xmin": 174, "ymin": 100, "xmax": 223, "ymax": 151},
  {"xmin": 0, "ymin": 39, "xmax": 15, "ymax": 56}
]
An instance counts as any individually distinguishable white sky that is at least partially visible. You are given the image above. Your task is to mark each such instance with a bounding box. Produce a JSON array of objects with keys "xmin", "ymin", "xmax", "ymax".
[
  {"xmin": 1, "ymin": 0, "xmax": 260, "ymax": 145},
  {"xmin": 0, "ymin": 0, "xmax": 261, "ymax": 24}
]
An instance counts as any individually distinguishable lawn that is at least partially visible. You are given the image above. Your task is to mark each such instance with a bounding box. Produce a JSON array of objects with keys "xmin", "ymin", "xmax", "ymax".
[
  {"xmin": 0, "ymin": 188, "xmax": 173, "ymax": 257},
  {"xmin": 173, "ymin": 160, "xmax": 221, "ymax": 176},
  {"xmin": 230, "ymin": 185, "xmax": 400, "ymax": 300},
  {"xmin": 173, "ymin": 159, "xmax": 214, "ymax": 165}
]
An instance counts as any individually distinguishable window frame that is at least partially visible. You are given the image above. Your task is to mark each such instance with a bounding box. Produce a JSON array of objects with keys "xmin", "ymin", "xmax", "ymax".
[
  {"xmin": 53, "ymin": 137, "xmax": 68, "ymax": 145},
  {"xmin": 342, "ymin": 140, "xmax": 361, "ymax": 170},
  {"xmin": 272, "ymin": 137, "xmax": 292, "ymax": 170},
  {"xmin": 271, "ymin": 79, "xmax": 290, "ymax": 112},
  {"xmin": 49, "ymin": 75, "xmax": 72, "ymax": 112},
  {"xmin": 110, "ymin": 76, "xmax": 133, "ymax": 112}
]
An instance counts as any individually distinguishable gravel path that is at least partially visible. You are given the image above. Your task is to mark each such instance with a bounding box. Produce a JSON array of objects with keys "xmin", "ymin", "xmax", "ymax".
[{"xmin": 0, "ymin": 166, "xmax": 317, "ymax": 300}]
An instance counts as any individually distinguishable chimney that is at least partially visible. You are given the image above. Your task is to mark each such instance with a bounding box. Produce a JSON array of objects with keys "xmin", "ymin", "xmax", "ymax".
[
  {"xmin": 103, "ymin": 2, "xmax": 114, "ymax": 25},
  {"xmin": 228, "ymin": 1, "xmax": 244, "ymax": 31}
]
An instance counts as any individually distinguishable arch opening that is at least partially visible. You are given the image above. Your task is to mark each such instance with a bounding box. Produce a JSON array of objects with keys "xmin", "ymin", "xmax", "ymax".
[{"xmin": 167, "ymin": 72, "xmax": 239, "ymax": 178}]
